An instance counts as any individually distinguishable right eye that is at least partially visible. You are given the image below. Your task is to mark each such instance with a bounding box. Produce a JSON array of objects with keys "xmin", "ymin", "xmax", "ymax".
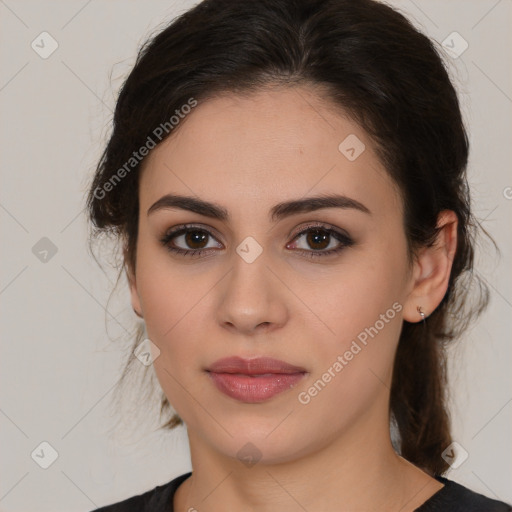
[{"xmin": 160, "ymin": 224, "xmax": 223, "ymax": 257}]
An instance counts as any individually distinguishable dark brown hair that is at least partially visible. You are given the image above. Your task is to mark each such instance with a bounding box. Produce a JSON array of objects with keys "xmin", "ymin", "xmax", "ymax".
[{"xmin": 87, "ymin": 0, "xmax": 492, "ymax": 475}]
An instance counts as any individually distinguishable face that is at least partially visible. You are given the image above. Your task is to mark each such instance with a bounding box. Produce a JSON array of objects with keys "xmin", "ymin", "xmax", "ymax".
[{"xmin": 129, "ymin": 85, "xmax": 416, "ymax": 464}]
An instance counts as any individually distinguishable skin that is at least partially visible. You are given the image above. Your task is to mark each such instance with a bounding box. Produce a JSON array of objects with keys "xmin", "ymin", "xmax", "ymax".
[{"xmin": 128, "ymin": 85, "xmax": 458, "ymax": 512}]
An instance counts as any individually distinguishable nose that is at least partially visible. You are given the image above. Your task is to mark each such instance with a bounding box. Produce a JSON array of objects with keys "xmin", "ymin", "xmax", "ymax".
[{"xmin": 216, "ymin": 249, "xmax": 289, "ymax": 337}]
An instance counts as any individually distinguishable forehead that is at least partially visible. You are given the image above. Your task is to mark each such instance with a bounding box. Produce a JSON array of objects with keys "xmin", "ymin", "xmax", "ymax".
[{"xmin": 139, "ymin": 86, "xmax": 402, "ymax": 221}]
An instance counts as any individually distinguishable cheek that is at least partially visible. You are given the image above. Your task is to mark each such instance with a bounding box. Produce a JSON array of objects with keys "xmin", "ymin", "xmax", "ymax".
[
  {"xmin": 308, "ymin": 282, "xmax": 403, "ymax": 392},
  {"xmin": 298, "ymin": 244, "xmax": 407, "ymax": 399},
  {"xmin": 137, "ymin": 269, "xmax": 200, "ymax": 351},
  {"xmin": 298, "ymin": 245, "xmax": 406, "ymax": 346},
  {"xmin": 136, "ymin": 262, "xmax": 208, "ymax": 416},
  {"xmin": 294, "ymin": 273, "xmax": 404, "ymax": 429},
  {"xmin": 135, "ymin": 226, "xmax": 193, "ymax": 323},
  {"xmin": 134, "ymin": 238, "xmax": 216, "ymax": 373}
]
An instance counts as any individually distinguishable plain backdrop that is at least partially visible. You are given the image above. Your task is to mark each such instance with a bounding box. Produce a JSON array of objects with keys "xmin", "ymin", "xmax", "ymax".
[{"xmin": 0, "ymin": 0, "xmax": 511, "ymax": 510}]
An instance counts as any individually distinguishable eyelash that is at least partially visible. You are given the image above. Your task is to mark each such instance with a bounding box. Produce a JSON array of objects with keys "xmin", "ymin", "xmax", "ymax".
[{"xmin": 159, "ymin": 222, "xmax": 354, "ymax": 260}]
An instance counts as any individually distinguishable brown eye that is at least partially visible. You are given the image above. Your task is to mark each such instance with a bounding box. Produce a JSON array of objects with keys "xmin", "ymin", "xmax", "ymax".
[
  {"xmin": 305, "ymin": 229, "xmax": 331, "ymax": 250},
  {"xmin": 183, "ymin": 229, "xmax": 209, "ymax": 249},
  {"xmin": 160, "ymin": 223, "xmax": 353, "ymax": 259},
  {"xmin": 287, "ymin": 224, "xmax": 354, "ymax": 258},
  {"xmin": 160, "ymin": 225, "xmax": 222, "ymax": 256}
]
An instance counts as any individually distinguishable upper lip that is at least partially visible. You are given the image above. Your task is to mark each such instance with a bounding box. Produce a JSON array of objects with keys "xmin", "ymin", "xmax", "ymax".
[{"xmin": 206, "ymin": 356, "xmax": 306, "ymax": 375}]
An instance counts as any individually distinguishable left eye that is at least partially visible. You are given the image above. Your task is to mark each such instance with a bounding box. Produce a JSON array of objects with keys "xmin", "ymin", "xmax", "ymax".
[
  {"xmin": 286, "ymin": 225, "xmax": 354, "ymax": 258},
  {"xmin": 160, "ymin": 223, "xmax": 353, "ymax": 259}
]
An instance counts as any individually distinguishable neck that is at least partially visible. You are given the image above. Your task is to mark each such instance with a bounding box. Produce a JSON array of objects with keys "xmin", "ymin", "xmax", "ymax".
[{"xmin": 173, "ymin": 404, "xmax": 443, "ymax": 512}]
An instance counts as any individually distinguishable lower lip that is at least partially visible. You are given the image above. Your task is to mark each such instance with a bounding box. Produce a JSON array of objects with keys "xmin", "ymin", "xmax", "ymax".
[{"xmin": 207, "ymin": 372, "xmax": 306, "ymax": 403}]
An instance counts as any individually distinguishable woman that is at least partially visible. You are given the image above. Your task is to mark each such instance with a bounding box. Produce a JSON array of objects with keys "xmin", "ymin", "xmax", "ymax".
[{"xmin": 87, "ymin": 0, "xmax": 511, "ymax": 510}]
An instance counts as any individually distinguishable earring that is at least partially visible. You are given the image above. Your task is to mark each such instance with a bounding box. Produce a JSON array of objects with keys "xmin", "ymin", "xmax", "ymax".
[{"xmin": 416, "ymin": 305, "xmax": 426, "ymax": 322}]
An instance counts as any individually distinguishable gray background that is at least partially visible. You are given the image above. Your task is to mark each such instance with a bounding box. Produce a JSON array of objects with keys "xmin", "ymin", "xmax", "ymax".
[{"xmin": 0, "ymin": 0, "xmax": 511, "ymax": 510}]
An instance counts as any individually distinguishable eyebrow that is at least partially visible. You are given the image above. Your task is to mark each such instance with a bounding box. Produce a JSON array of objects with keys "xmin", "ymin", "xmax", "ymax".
[{"xmin": 147, "ymin": 193, "xmax": 371, "ymax": 221}]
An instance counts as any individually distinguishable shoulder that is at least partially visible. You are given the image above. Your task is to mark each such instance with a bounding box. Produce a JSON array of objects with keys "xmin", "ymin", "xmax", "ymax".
[
  {"xmin": 416, "ymin": 476, "xmax": 512, "ymax": 512},
  {"xmin": 89, "ymin": 472, "xmax": 192, "ymax": 512}
]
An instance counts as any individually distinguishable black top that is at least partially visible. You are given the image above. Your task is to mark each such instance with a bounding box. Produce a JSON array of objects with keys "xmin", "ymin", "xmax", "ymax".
[{"xmin": 91, "ymin": 472, "xmax": 512, "ymax": 511}]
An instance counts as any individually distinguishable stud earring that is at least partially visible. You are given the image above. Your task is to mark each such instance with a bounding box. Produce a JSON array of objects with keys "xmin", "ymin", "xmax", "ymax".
[{"xmin": 417, "ymin": 305, "xmax": 426, "ymax": 322}]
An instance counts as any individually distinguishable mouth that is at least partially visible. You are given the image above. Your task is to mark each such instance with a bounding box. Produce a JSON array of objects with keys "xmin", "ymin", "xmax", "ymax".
[
  {"xmin": 206, "ymin": 355, "xmax": 307, "ymax": 375},
  {"xmin": 205, "ymin": 356, "xmax": 307, "ymax": 403}
]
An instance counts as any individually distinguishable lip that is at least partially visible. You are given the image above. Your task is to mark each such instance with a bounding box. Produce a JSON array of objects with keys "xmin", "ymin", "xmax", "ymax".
[
  {"xmin": 206, "ymin": 356, "xmax": 307, "ymax": 403},
  {"xmin": 206, "ymin": 356, "xmax": 306, "ymax": 374}
]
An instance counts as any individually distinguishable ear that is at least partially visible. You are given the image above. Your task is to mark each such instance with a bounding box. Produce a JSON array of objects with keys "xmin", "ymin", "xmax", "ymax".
[
  {"xmin": 403, "ymin": 210, "xmax": 458, "ymax": 323},
  {"xmin": 125, "ymin": 245, "xmax": 143, "ymax": 319}
]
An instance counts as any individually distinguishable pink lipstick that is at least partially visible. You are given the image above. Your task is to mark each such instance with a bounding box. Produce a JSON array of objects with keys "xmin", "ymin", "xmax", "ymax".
[{"xmin": 206, "ymin": 356, "xmax": 307, "ymax": 403}]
